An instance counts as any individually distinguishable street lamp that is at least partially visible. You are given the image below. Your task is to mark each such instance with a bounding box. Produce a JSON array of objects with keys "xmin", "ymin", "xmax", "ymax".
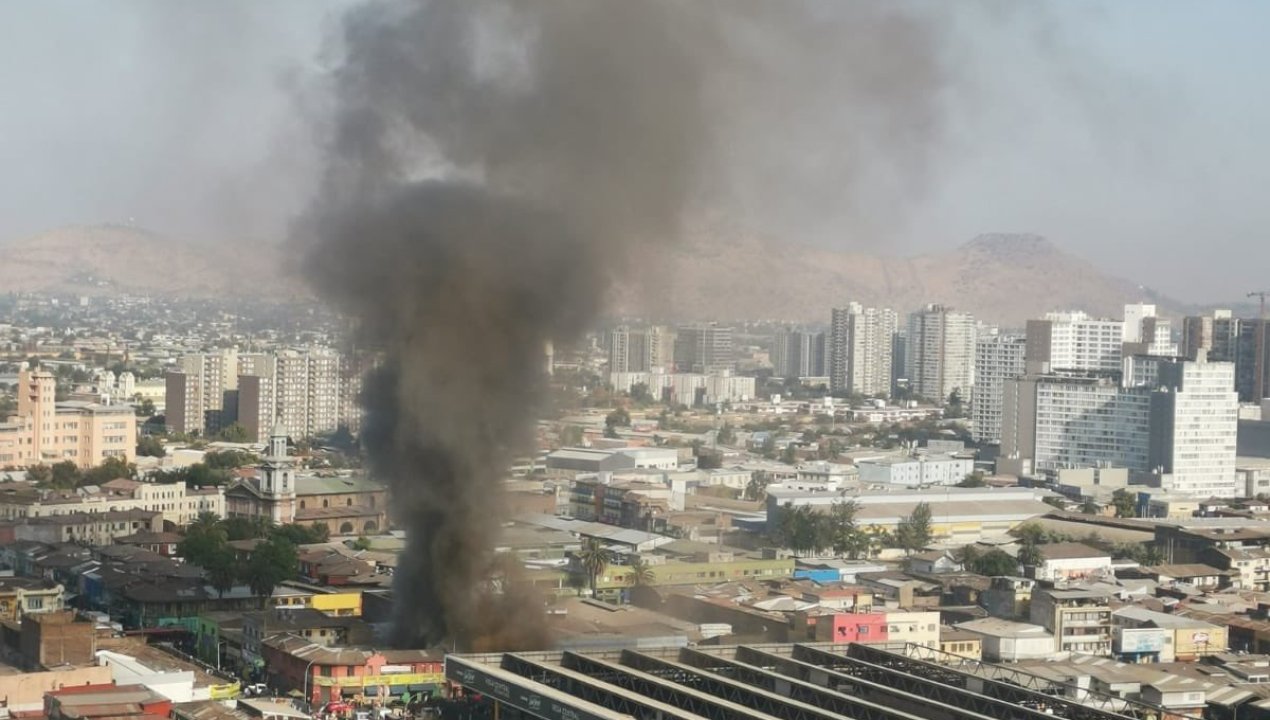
[{"xmin": 301, "ymin": 659, "xmax": 319, "ymax": 712}]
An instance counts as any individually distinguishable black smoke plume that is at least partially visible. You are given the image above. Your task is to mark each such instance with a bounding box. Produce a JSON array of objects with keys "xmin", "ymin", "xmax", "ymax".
[
  {"xmin": 303, "ymin": 0, "xmax": 712, "ymax": 649},
  {"xmin": 301, "ymin": 0, "xmax": 959, "ymax": 649}
]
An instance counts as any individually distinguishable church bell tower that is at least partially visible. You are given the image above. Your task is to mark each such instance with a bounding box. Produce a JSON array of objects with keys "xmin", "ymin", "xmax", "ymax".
[{"xmin": 260, "ymin": 420, "xmax": 296, "ymax": 524}]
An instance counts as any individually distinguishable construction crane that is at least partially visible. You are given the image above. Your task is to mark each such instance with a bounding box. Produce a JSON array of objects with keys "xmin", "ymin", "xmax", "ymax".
[{"xmin": 1250, "ymin": 290, "xmax": 1270, "ymax": 319}]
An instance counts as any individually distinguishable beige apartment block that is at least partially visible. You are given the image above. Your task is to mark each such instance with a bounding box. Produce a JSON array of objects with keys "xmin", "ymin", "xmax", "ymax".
[{"xmin": 0, "ymin": 367, "xmax": 136, "ymax": 469}]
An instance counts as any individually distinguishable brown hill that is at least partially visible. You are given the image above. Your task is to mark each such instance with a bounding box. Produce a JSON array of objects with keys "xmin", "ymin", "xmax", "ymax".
[
  {"xmin": 0, "ymin": 225, "xmax": 304, "ymax": 299},
  {"xmin": 622, "ymin": 231, "xmax": 1168, "ymax": 327},
  {"xmin": 0, "ymin": 225, "xmax": 1166, "ymax": 326}
]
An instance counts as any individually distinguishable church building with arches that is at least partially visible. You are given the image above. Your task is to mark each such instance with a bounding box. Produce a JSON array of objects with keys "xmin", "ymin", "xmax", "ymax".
[{"xmin": 224, "ymin": 423, "xmax": 387, "ymax": 536}]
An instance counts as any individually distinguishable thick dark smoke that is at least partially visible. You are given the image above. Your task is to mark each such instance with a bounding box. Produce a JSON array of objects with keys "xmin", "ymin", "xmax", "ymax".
[
  {"xmin": 301, "ymin": 0, "xmax": 957, "ymax": 649},
  {"xmin": 304, "ymin": 0, "xmax": 713, "ymax": 649}
]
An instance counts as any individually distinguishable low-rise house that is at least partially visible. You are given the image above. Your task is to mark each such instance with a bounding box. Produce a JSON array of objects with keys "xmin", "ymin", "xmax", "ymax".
[
  {"xmin": 45, "ymin": 683, "xmax": 173, "ymax": 720},
  {"xmin": 1113, "ymin": 606, "xmax": 1228, "ymax": 660},
  {"xmin": 978, "ymin": 576, "xmax": 1035, "ymax": 619},
  {"xmin": 0, "ymin": 577, "xmax": 65, "ymax": 621},
  {"xmin": 1030, "ymin": 587, "xmax": 1114, "ymax": 656},
  {"xmin": 1031, "ymin": 542, "xmax": 1113, "ymax": 582},
  {"xmin": 883, "ymin": 610, "xmax": 942, "ymax": 648},
  {"xmin": 813, "ymin": 611, "xmax": 888, "ymax": 643},
  {"xmin": 260, "ymin": 634, "xmax": 443, "ymax": 707},
  {"xmin": 798, "ymin": 586, "xmax": 876, "ymax": 612},
  {"xmin": 1142, "ymin": 563, "xmax": 1233, "ymax": 590},
  {"xmin": 296, "ymin": 549, "xmax": 378, "ymax": 586},
  {"xmin": 241, "ymin": 608, "xmax": 374, "ymax": 667},
  {"xmin": 1206, "ymin": 547, "xmax": 1270, "ymax": 590},
  {"xmin": 114, "ymin": 530, "xmax": 183, "ymax": 557},
  {"xmin": 20, "ymin": 610, "xmax": 97, "ymax": 670},
  {"xmin": 939, "ymin": 626, "xmax": 983, "ymax": 661},
  {"xmin": 14, "ymin": 509, "xmax": 163, "ymax": 547},
  {"xmin": 907, "ymin": 550, "xmax": 964, "ymax": 575},
  {"xmin": 955, "ymin": 618, "xmax": 1054, "ymax": 662}
]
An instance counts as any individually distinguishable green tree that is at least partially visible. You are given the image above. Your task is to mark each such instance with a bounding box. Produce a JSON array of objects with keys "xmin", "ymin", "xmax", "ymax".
[
  {"xmin": 242, "ymin": 536, "xmax": 299, "ymax": 603},
  {"xmin": 605, "ymin": 407, "xmax": 631, "ymax": 429},
  {"xmin": 272, "ymin": 523, "xmax": 329, "ymax": 545},
  {"xmin": 205, "ymin": 449, "xmax": 257, "ymax": 470},
  {"xmin": 1112, "ymin": 488, "xmax": 1138, "ymax": 518},
  {"xmin": 959, "ymin": 544, "xmax": 981, "ymax": 569},
  {"xmin": 603, "ymin": 425, "xmax": 620, "ymax": 439},
  {"xmin": 25, "ymin": 464, "xmax": 51, "ymax": 484},
  {"xmin": 178, "ymin": 520, "xmax": 229, "ymax": 567},
  {"xmin": 695, "ymin": 448, "xmax": 723, "ymax": 470},
  {"xmin": 217, "ymin": 422, "xmax": 252, "ymax": 443},
  {"xmin": 760, "ymin": 435, "xmax": 777, "ymax": 459},
  {"xmin": 222, "ymin": 516, "xmax": 272, "ymax": 541},
  {"xmin": 629, "ymin": 383, "xmax": 653, "ymax": 406},
  {"xmin": 49, "ymin": 460, "xmax": 82, "ymax": 490},
  {"xmin": 895, "ymin": 502, "xmax": 934, "ymax": 555},
  {"xmin": 780, "ymin": 443, "xmax": 798, "ymax": 465},
  {"xmin": 82, "ymin": 456, "xmax": 136, "ymax": 485},
  {"xmin": 628, "ymin": 557, "xmax": 655, "ymax": 587},
  {"xmin": 945, "ymin": 389, "xmax": 965, "ymax": 418},
  {"xmin": 1012, "ymin": 522, "xmax": 1047, "ymax": 545},
  {"xmin": 134, "ymin": 398, "xmax": 156, "ymax": 418},
  {"xmin": 970, "ymin": 549, "xmax": 1020, "ymax": 576},
  {"xmin": 205, "ymin": 547, "xmax": 240, "ymax": 598},
  {"xmin": 772, "ymin": 504, "xmax": 829, "ymax": 556},
  {"xmin": 136, "ymin": 435, "xmax": 166, "ymax": 458},
  {"xmin": 866, "ymin": 526, "xmax": 893, "ymax": 557},
  {"xmin": 957, "ymin": 472, "xmax": 986, "ymax": 488},
  {"xmin": 1018, "ymin": 542, "xmax": 1044, "ymax": 569},
  {"xmin": 351, "ymin": 535, "xmax": 372, "ymax": 551},
  {"xmin": 744, "ymin": 472, "xmax": 771, "ymax": 501},
  {"xmin": 716, "ymin": 423, "xmax": 737, "ymax": 446},
  {"xmin": 828, "ymin": 500, "xmax": 870, "ymax": 559},
  {"xmin": 1081, "ymin": 497, "xmax": 1100, "ymax": 515},
  {"xmin": 577, "ymin": 538, "xmax": 615, "ymax": 599}
]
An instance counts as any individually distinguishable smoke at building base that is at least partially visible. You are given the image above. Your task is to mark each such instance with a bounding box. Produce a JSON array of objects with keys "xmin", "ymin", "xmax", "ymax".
[{"xmin": 299, "ymin": 0, "xmax": 957, "ymax": 649}]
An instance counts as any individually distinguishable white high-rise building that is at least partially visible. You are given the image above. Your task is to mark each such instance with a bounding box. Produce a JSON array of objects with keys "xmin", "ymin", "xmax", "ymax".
[
  {"xmin": 1122, "ymin": 304, "xmax": 1154, "ymax": 344},
  {"xmin": 1123, "ymin": 303, "xmax": 1178, "ymax": 357},
  {"xmin": 274, "ymin": 348, "xmax": 342, "ymax": 439},
  {"xmin": 972, "ymin": 333, "xmax": 1027, "ymax": 444},
  {"xmin": 164, "ymin": 349, "xmax": 237, "ymax": 435},
  {"xmin": 906, "ymin": 304, "xmax": 975, "ymax": 403},
  {"xmin": 773, "ymin": 328, "xmax": 826, "ymax": 379},
  {"xmin": 1026, "ymin": 311, "xmax": 1124, "ymax": 374},
  {"xmin": 830, "ymin": 303, "xmax": 897, "ymax": 396},
  {"xmin": 1148, "ymin": 353, "xmax": 1238, "ymax": 497},
  {"xmin": 1003, "ymin": 374, "xmax": 1152, "ymax": 473},
  {"xmin": 674, "ymin": 324, "xmax": 734, "ymax": 373},
  {"xmin": 608, "ymin": 326, "xmax": 651, "ymax": 373}
]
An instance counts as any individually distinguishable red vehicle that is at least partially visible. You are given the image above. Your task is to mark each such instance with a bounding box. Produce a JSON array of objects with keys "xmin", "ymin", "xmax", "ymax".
[{"xmin": 320, "ymin": 701, "xmax": 353, "ymax": 715}]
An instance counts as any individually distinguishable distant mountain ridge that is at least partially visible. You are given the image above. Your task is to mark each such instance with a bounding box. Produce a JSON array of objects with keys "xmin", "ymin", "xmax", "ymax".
[
  {"xmin": 0, "ymin": 224, "xmax": 305, "ymax": 300},
  {"xmin": 619, "ymin": 231, "xmax": 1176, "ymax": 327},
  {"xmin": 0, "ymin": 225, "xmax": 1173, "ymax": 327}
]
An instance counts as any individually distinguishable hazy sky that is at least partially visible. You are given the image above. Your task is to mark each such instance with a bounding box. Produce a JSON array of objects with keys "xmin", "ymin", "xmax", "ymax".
[{"xmin": 0, "ymin": 1, "xmax": 1267, "ymax": 303}]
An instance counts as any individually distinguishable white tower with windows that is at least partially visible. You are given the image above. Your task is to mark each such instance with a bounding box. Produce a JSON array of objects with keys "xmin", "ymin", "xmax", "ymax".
[{"xmin": 259, "ymin": 420, "xmax": 297, "ymax": 524}]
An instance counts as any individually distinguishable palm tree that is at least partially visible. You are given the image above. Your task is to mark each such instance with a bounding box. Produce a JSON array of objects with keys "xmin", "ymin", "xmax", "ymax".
[
  {"xmin": 628, "ymin": 557, "xmax": 655, "ymax": 588},
  {"xmin": 1018, "ymin": 542, "xmax": 1044, "ymax": 571},
  {"xmin": 577, "ymin": 538, "xmax": 614, "ymax": 599}
]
